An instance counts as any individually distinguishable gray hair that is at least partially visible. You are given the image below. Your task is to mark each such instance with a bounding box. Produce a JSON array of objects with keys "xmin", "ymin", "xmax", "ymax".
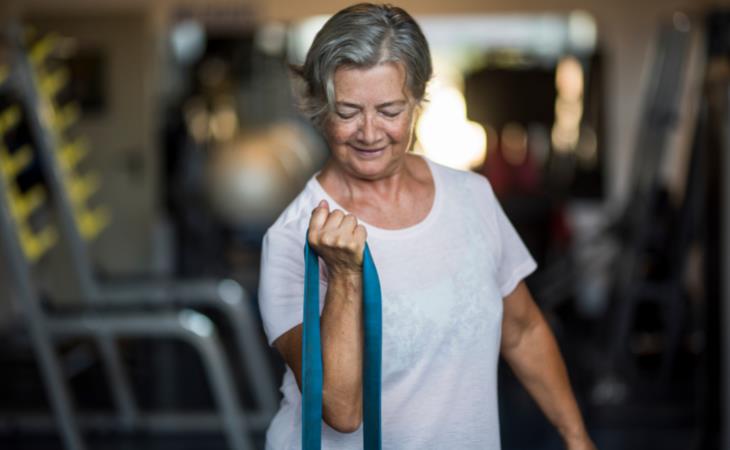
[{"xmin": 292, "ymin": 3, "xmax": 432, "ymax": 129}]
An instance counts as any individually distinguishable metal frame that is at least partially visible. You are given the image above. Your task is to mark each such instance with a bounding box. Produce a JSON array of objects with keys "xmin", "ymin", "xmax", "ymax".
[
  {"xmin": 722, "ymin": 78, "xmax": 730, "ymax": 450},
  {"xmin": 47, "ymin": 310, "xmax": 254, "ymax": 450},
  {"xmin": 0, "ymin": 21, "xmax": 277, "ymax": 450},
  {"xmin": 13, "ymin": 21, "xmax": 277, "ymax": 429},
  {"xmin": 8, "ymin": 23, "xmax": 99, "ymax": 303},
  {"xmin": 0, "ymin": 155, "xmax": 255, "ymax": 450},
  {"xmin": 0, "ymin": 164, "xmax": 85, "ymax": 450},
  {"xmin": 607, "ymin": 20, "xmax": 694, "ymax": 372},
  {"xmin": 97, "ymin": 278, "xmax": 279, "ymax": 426}
]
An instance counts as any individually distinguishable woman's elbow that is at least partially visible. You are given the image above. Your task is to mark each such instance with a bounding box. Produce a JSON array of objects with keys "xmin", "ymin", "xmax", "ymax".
[{"xmin": 323, "ymin": 404, "xmax": 362, "ymax": 433}]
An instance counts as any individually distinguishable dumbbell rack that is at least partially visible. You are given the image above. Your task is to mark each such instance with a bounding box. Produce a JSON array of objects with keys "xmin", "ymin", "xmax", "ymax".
[
  {"xmin": 1, "ymin": 23, "xmax": 109, "ymax": 300},
  {"xmin": 0, "ymin": 22, "xmax": 92, "ymax": 450},
  {"xmin": 1, "ymin": 21, "xmax": 277, "ymax": 450}
]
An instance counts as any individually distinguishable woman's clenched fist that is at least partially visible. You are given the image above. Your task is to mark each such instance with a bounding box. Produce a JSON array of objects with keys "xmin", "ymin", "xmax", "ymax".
[{"xmin": 307, "ymin": 200, "xmax": 367, "ymax": 277}]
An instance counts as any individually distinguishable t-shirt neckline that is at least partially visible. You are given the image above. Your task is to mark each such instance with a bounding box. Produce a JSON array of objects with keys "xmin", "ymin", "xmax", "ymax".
[{"xmin": 308, "ymin": 156, "xmax": 442, "ymax": 240}]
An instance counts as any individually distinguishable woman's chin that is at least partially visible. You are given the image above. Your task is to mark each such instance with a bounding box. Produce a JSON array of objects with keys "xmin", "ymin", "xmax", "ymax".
[{"xmin": 345, "ymin": 160, "xmax": 394, "ymax": 180}]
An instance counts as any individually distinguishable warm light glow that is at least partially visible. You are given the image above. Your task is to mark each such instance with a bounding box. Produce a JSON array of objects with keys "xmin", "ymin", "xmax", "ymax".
[
  {"xmin": 551, "ymin": 55, "xmax": 584, "ymax": 153},
  {"xmin": 555, "ymin": 98, "xmax": 583, "ymax": 128},
  {"xmin": 184, "ymin": 100, "xmax": 209, "ymax": 144},
  {"xmin": 415, "ymin": 81, "xmax": 487, "ymax": 170},
  {"xmin": 210, "ymin": 102, "xmax": 239, "ymax": 142},
  {"xmin": 555, "ymin": 57, "xmax": 584, "ymax": 101},
  {"xmin": 551, "ymin": 125, "xmax": 580, "ymax": 154}
]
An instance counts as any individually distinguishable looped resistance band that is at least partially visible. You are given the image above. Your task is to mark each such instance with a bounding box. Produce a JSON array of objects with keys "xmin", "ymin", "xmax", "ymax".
[{"xmin": 303, "ymin": 240, "xmax": 382, "ymax": 450}]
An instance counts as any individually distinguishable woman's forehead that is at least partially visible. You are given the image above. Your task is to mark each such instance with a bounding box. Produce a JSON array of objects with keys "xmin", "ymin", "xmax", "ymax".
[{"xmin": 333, "ymin": 62, "xmax": 410, "ymax": 103}]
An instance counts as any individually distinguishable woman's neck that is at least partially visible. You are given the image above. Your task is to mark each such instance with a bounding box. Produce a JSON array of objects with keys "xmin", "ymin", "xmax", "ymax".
[
  {"xmin": 316, "ymin": 154, "xmax": 434, "ymax": 229},
  {"xmin": 318, "ymin": 155, "xmax": 412, "ymax": 203}
]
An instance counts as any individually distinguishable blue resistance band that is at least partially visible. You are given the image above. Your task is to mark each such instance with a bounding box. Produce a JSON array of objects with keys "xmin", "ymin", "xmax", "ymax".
[{"xmin": 302, "ymin": 240, "xmax": 382, "ymax": 450}]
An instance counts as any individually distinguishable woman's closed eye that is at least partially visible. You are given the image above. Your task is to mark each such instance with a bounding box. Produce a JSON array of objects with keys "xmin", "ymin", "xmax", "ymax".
[
  {"xmin": 335, "ymin": 107, "xmax": 403, "ymax": 120},
  {"xmin": 336, "ymin": 110, "xmax": 358, "ymax": 120},
  {"xmin": 380, "ymin": 109, "xmax": 403, "ymax": 118}
]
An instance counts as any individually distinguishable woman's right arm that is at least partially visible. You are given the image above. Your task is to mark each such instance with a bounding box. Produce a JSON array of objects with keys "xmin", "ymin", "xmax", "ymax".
[{"xmin": 273, "ymin": 200, "xmax": 367, "ymax": 433}]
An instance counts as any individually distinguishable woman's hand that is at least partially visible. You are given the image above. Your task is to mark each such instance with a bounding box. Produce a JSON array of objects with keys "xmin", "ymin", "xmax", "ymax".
[{"xmin": 307, "ymin": 199, "xmax": 367, "ymax": 277}]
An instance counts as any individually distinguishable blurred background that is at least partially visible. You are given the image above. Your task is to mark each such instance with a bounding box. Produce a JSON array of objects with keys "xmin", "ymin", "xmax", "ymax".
[{"xmin": 0, "ymin": 0, "xmax": 728, "ymax": 449}]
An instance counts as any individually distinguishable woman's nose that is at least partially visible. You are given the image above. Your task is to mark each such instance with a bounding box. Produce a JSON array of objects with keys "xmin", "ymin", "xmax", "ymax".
[{"xmin": 358, "ymin": 114, "xmax": 382, "ymax": 145}]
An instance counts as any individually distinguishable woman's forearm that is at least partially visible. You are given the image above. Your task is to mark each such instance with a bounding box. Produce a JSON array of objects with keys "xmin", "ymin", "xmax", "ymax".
[
  {"xmin": 320, "ymin": 270, "xmax": 364, "ymax": 432},
  {"xmin": 501, "ymin": 283, "xmax": 595, "ymax": 449},
  {"xmin": 502, "ymin": 313, "xmax": 593, "ymax": 448}
]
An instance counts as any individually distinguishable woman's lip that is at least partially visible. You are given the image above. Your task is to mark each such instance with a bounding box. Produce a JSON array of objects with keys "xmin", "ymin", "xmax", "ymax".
[
  {"xmin": 350, "ymin": 145, "xmax": 385, "ymax": 160},
  {"xmin": 350, "ymin": 145, "xmax": 386, "ymax": 153}
]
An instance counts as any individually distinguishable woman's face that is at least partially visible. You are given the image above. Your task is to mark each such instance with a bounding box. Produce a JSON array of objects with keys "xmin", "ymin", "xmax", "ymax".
[{"xmin": 324, "ymin": 62, "xmax": 416, "ymax": 181}]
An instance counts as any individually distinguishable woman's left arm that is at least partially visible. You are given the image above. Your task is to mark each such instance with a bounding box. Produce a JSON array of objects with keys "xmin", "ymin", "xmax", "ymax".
[{"xmin": 501, "ymin": 281, "xmax": 597, "ymax": 450}]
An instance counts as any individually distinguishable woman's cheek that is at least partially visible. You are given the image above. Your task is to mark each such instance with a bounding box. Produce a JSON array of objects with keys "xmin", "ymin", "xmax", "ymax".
[
  {"xmin": 389, "ymin": 117, "xmax": 413, "ymax": 142},
  {"xmin": 325, "ymin": 121, "xmax": 353, "ymax": 145}
]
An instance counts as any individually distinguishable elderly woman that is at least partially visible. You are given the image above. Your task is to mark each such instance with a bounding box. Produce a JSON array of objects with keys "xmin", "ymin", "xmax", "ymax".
[{"xmin": 258, "ymin": 3, "xmax": 596, "ymax": 450}]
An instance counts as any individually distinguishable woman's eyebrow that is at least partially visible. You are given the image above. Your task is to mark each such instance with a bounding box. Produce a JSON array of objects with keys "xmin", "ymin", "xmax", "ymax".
[
  {"xmin": 335, "ymin": 101, "xmax": 362, "ymax": 109},
  {"xmin": 376, "ymin": 100, "xmax": 407, "ymax": 108},
  {"xmin": 334, "ymin": 100, "xmax": 407, "ymax": 109}
]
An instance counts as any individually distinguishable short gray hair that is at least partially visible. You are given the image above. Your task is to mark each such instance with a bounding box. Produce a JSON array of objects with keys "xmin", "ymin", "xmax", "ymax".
[{"xmin": 292, "ymin": 3, "xmax": 432, "ymax": 129}]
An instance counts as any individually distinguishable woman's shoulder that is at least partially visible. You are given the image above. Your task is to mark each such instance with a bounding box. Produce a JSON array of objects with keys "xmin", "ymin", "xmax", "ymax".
[
  {"xmin": 265, "ymin": 177, "xmax": 321, "ymax": 240},
  {"xmin": 422, "ymin": 156, "xmax": 494, "ymax": 194}
]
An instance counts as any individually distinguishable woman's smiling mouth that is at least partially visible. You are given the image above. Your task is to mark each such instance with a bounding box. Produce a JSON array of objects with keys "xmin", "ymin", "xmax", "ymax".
[{"xmin": 350, "ymin": 145, "xmax": 386, "ymax": 158}]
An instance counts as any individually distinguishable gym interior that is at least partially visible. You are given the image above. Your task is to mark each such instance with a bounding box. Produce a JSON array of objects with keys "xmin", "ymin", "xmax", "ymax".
[{"xmin": 0, "ymin": 0, "xmax": 728, "ymax": 449}]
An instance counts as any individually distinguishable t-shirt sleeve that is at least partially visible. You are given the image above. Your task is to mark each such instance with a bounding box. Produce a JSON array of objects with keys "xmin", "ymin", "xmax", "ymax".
[
  {"xmin": 258, "ymin": 225, "xmax": 308, "ymax": 346},
  {"xmin": 480, "ymin": 179, "xmax": 537, "ymax": 297}
]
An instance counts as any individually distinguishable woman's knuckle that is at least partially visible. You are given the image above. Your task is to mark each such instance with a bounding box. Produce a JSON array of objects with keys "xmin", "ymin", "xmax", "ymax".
[{"xmin": 356, "ymin": 225, "xmax": 367, "ymax": 238}]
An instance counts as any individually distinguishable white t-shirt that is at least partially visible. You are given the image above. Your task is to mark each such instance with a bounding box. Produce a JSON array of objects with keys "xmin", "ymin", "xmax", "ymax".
[{"xmin": 258, "ymin": 157, "xmax": 537, "ymax": 450}]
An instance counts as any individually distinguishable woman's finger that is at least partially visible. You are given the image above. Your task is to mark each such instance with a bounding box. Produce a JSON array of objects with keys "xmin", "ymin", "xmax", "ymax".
[
  {"xmin": 352, "ymin": 224, "xmax": 367, "ymax": 263},
  {"xmin": 340, "ymin": 214, "xmax": 357, "ymax": 235},
  {"xmin": 322, "ymin": 208, "xmax": 346, "ymax": 232},
  {"xmin": 353, "ymin": 224, "xmax": 367, "ymax": 245},
  {"xmin": 308, "ymin": 200, "xmax": 329, "ymax": 239}
]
